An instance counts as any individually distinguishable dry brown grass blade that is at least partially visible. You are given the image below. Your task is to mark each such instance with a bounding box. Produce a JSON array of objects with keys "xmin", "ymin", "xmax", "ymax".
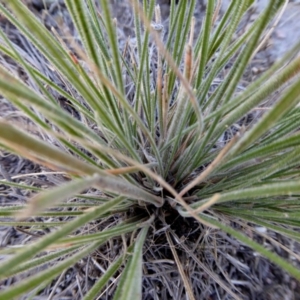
[
  {"xmin": 166, "ymin": 230, "xmax": 196, "ymax": 300},
  {"xmin": 251, "ymin": 0, "xmax": 289, "ymax": 60},
  {"xmin": 192, "ymin": 193, "xmax": 220, "ymax": 214},
  {"xmin": 212, "ymin": 0, "xmax": 222, "ymax": 25},
  {"xmin": 170, "ymin": 230, "xmax": 243, "ymax": 300},
  {"xmin": 185, "ymin": 17, "xmax": 194, "ymax": 82}
]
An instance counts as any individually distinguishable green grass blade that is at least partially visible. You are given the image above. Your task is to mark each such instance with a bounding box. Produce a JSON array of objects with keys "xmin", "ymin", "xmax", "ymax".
[
  {"xmin": 99, "ymin": 0, "xmax": 125, "ymax": 94},
  {"xmin": 194, "ymin": 0, "xmax": 214, "ymax": 87},
  {"xmin": 3, "ymin": 245, "xmax": 81, "ymax": 278},
  {"xmin": 57, "ymin": 221, "xmax": 141, "ymax": 245},
  {"xmin": 191, "ymin": 214, "xmax": 300, "ymax": 281},
  {"xmin": 113, "ymin": 227, "xmax": 149, "ymax": 300},
  {"xmin": 83, "ymin": 244, "xmax": 134, "ymax": 300},
  {"xmin": 229, "ymin": 76, "xmax": 300, "ymax": 157},
  {"xmin": 190, "ymin": 181, "xmax": 300, "ymax": 207},
  {"xmin": 0, "ymin": 196, "xmax": 124, "ymax": 279},
  {"xmin": 17, "ymin": 174, "xmax": 103, "ymax": 219},
  {"xmin": 0, "ymin": 242, "xmax": 100, "ymax": 299}
]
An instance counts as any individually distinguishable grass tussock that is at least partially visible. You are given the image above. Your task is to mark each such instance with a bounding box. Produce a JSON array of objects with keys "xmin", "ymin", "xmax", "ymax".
[{"xmin": 0, "ymin": 0, "xmax": 300, "ymax": 299}]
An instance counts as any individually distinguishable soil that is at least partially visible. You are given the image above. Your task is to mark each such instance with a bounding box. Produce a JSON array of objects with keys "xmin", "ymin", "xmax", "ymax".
[{"xmin": 1, "ymin": 1, "xmax": 300, "ymax": 299}]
